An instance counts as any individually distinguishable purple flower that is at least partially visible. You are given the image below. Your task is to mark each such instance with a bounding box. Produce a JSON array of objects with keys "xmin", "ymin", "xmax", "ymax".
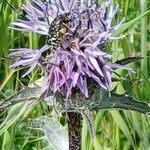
[
  {"xmin": 9, "ymin": 45, "xmax": 49, "ymax": 77},
  {"xmin": 9, "ymin": 0, "xmax": 131, "ymax": 99},
  {"xmin": 10, "ymin": 0, "xmax": 124, "ymax": 37},
  {"xmin": 10, "ymin": 0, "xmax": 77, "ymax": 34}
]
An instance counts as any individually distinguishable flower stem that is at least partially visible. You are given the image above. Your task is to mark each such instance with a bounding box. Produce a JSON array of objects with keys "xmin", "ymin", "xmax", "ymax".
[{"xmin": 67, "ymin": 112, "xmax": 82, "ymax": 150}]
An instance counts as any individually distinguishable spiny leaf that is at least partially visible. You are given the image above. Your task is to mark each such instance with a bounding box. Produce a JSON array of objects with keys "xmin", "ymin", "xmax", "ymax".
[
  {"xmin": 31, "ymin": 116, "xmax": 69, "ymax": 150},
  {"xmin": 91, "ymin": 89, "xmax": 150, "ymax": 115},
  {"xmin": 0, "ymin": 86, "xmax": 42, "ymax": 109}
]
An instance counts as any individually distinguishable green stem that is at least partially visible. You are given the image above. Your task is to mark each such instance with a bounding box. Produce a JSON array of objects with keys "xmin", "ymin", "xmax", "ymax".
[{"xmin": 140, "ymin": 0, "xmax": 147, "ymax": 77}]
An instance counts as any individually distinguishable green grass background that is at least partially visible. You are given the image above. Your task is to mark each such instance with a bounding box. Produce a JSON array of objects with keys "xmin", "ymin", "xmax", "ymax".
[{"xmin": 1, "ymin": 0, "xmax": 150, "ymax": 149}]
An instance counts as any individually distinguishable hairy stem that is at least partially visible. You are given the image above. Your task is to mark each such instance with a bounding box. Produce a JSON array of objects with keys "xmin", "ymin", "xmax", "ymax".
[{"xmin": 68, "ymin": 112, "xmax": 82, "ymax": 150}]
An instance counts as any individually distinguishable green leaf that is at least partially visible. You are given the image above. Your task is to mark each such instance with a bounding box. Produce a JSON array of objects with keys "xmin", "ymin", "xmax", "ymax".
[
  {"xmin": 2, "ymin": 130, "xmax": 11, "ymax": 150},
  {"xmin": 115, "ymin": 56, "xmax": 143, "ymax": 65},
  {"xmin": 2, "ymin": 0, "xmax": 17, "ymax": 12},
  {"xmin": 0, "ymin": 86, "xmax": 42, "ymax": 136},
  {"xmin": 111, "ymin": 111, "xmax": 134, "ymax": 146},
  {"xmin": 0, "ymin": 102, "xmax": 35, "ymax": 136},
  {"xmin": 0, "ymin": 0, "xmax": 3, "ymax": 3},
  {"xmin": 91, "ymin": 90, "xmax": 150, "ymax": 115},
  {"xmin": 114, "ymin": 10, "xmax": 150, "ymax": 36}
]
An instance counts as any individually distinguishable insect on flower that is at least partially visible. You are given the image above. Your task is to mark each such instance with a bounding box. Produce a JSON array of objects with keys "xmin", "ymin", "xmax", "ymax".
[
  {"xmin": 44, "ymin": 12, "xmax": 71, "ymax": 56},
  {"xmin": 9, "ymin": 0, "xmax": 131, "ymax": 95}
]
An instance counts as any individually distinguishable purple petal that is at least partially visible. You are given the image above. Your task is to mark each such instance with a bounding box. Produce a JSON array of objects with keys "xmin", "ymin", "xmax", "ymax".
[
  {"xmin": 72, "ymin": 71, "xmax": 80, "ymax": 87},
  {"xmin": 22, "ymin": 62, "xmax": 37, "ymax": 77},
  {"xmin": 88, "ymin": 55, "xmax": 104, "ymax": 77}
]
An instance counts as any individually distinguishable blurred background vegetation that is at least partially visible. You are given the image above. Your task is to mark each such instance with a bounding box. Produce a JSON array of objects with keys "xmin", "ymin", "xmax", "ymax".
[{"xmin": 0, "ymin": 0, "xmax": 150, "ymax": 149}]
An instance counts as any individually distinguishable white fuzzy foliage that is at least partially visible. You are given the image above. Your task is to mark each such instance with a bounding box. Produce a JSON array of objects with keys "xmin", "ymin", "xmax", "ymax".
[{"xmin": 31, "ymin": 116, "xmax": 69, "ymax": 150}]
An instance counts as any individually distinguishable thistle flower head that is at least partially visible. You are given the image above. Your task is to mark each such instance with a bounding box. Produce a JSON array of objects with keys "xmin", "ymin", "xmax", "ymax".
[
  {"xmin": 10, "ymin": 0, "xmax": 124, "ymax": 36},
  {"xmin": 9, "ymin": 0, "xmax": 130, "ymax": 101}
]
